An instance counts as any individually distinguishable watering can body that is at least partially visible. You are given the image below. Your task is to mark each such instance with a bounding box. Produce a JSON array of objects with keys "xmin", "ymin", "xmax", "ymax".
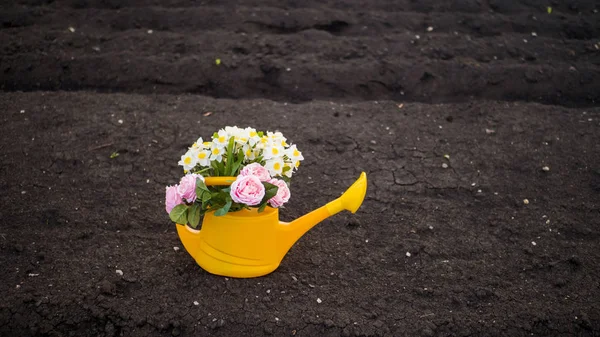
[
  {"xmin": 177, "ymin": 207, "xmax": 285, "ymax": 278},
  {"xmin": 176, "ymin": 172, "xmax": 367, "ymax": 278}
]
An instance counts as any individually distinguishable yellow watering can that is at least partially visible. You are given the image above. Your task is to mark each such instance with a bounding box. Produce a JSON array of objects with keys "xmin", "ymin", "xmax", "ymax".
[{"xmin": 176, "ymin": 172, "xmax": 367, "ymax": 278}]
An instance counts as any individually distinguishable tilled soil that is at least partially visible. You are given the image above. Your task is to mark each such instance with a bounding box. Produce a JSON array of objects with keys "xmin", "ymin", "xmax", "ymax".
[
  {"xmin": 1, "ymin": 1, "xmax": 599, "ymax": 336},
  {"xmin": 1, "ymin": 0, "xmax": 600, "ymax": 105}
]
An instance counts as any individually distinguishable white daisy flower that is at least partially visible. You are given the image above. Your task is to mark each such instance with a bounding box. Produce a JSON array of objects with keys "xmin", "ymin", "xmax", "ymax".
[
  {"xmin": 195, "ymin": 149, "xmax": 211, "ymax": 166},
  {"xmin": 224, "ymin": 126, "xmax": 242, "ymax": 137},
  {"xmin": 210, "ymin": 145, "xmax": 224, "ymax": 162},
  {"xmin": 285, "ymin": 145, "xmax": 304, "ymax": 162},
  {"xmin": 265, "ymin": 157, "xmax": 285, "ymax": 176},
  {"xmin": 246, "ymin": 127, "xmax": 260, "ymax": 146},
  {"xmin": 242, "ymin": 143, "xmax": 257, "ymax": 161},
  {"xmin": 264, "ymin": 141, "xmax": 285, "ymax": 160},
  {"xmin": 233, "ymin": 128, "xmax": 250, "ymax": 146},
  {"xmin": 178, "ymin": 150, "xmax": 198, "ymax": 172},
  {"xmin": 213, "ymin": 129, "xmax": 229, "ymax": 148},
  {"xmin": 257, "ymin": 135, "xmax": 269, "ymax": 150}
]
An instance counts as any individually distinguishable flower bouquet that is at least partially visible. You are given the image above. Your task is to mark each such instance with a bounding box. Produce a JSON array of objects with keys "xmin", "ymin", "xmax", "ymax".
[{"xmin": 165, "ymin": 126, "xmax": 304, "ymax": 228}]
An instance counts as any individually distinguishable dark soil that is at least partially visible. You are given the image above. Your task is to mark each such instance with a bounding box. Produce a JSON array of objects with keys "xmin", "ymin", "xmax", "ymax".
[{"xmin": 1, "ymin": 1, "xmax": 599, "ymax": 336}]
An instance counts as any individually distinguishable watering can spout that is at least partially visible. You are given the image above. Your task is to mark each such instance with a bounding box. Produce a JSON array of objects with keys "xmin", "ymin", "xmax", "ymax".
[{"xmin": 276, "ymin": 172, "xmax": 367, "ymax": 256}]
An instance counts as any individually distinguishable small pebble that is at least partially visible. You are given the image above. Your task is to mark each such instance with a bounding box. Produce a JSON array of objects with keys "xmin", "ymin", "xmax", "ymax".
[
  {"xmin": 116, "ymin": 269, "xmax": 123, "ymax": 276},
  {"xmin": 20, "ymin": 110, "xmax": 25, "ymax": 114},
  {"xmin": 68, "ymin": 26, "xmax": 75, "ymax": 33},
  {"xmin": 406, "ymin": 252, "xmax": 411, "ymax": 257},
  {"xmin": 523, "ymin": 39, "xmax": 528, "ymax": 43},
  {"xmin": 118, "ymin": 119, "xmax": 123, "ymax": 124},
  {"xmin": 147, "ymin": 29, "xmax": 153, "ymax": 34},
  {"xmin": 415, "ymin": 35, "xmax": 420, "ymax": 39},
  {"xmin": 317, "ymin": 298, "xmax": 322, "ymax": 304},
  {"xmin": 523, "ymin": 199, "xmax": 530, "ymax": 205},
  {"xmin": 442, "ymin": 163, "xmax": 448, "ymax": 169},
  {"xmin": 542, "ymin": 166, "xmax": 550, "ymax": 172},
  {"xmin": 531, "ymin": 241, "xmax": 537, "ymax": 246},
  {"xmin": 193, "ymin": 301, "xmax": 199, "ymax": 306},
  {"xmin": 443, "ymin": 154, "xmax": 450, "ymax": 160},
  {"xmin": 531, "ymin": 32, "xmax": 537, "ymax": 37},
  {"xmin": 173, "ymin": 247, "xmax": 180, "ymax": 251},
  {"xmin": 427, "ymin": 26, "xmax": 433, "ymax": 32}
]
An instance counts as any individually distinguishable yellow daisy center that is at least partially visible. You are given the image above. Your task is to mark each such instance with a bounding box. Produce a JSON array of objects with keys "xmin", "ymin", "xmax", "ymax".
[
  {"xmin": 218, "ymin": 136, "xmax": 226, "ymax": 143},
  {"xmin": 293, "ymin": 149, "xmax": 300, "ymax": 157},
  {"xmin": 250, "ymin": 131, "xmax": 257, "ymax": 137},
  {"xmin": 198, "ymin": 152, "xmax": 207, "ymax": 159},
  {"xmin": 274, "ymin": 162, "xmax": 281, "ymax": 170},
  {"xmin": 184, "ymin": 157, "xmax": 192, "ymax": 165},
  {"xmin": 271, "ymin": 147, "xmax": 279, "ymax": 155},
  {"xmin": 212, "ymin": 148, "xmax": 220, "ymax": 155}
]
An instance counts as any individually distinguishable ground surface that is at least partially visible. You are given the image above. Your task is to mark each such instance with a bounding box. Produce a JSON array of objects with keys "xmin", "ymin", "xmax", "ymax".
[{"xmin": 1, "ymin": 1, "xmax": 599, "ymax": 336}]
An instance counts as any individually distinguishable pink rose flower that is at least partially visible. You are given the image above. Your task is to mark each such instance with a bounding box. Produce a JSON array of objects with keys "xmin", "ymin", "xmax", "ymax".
[
  {"xmin": 165, "ymin": 185, "xmax": 183, "ymax": 214},
  {"xmin": 230, "ymin": 175, "xmax": 265, "ymax": 206},
  {"xmin": 239, "ymin": 163, "xmax": 271, "ymax": 182},
  {"xmin": 267, "ymin": 178, "xmax": 290, "ymax": 208},
  {"xmin": 177, "ymin": 174, "xmax": 204, "ymax": 203}
]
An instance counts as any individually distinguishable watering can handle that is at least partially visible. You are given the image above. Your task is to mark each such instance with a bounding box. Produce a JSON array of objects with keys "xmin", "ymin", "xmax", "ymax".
[{"xmin": 204, "ymin": 177, "xmax": 236, "ymax": 186}]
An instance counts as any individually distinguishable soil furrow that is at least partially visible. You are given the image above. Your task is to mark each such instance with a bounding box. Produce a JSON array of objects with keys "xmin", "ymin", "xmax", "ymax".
[
  {"xmin": 2, "ymin": 29, "xmax": 599, "ymax": 65},
  {"xmin": 1, "ymin": 7, "xmax": 598, "ymax": 40},
  {"xmin": 3, "ymin": 0, "xmax": 599, "ymax": 15},
  {"xmin": 1, "ymin": 54, "xmax": 598, "ymax": 106}
]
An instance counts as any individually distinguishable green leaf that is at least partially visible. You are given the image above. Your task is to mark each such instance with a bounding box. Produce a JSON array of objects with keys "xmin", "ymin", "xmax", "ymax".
[
  {"xmin": 187, "ymin": 203, "xmax": 201, "ymax": 228},
  {"xmin": 257, "ymin": 131, "xmax": 264, "ymax": 137},
  {"xmin": 210, "ymin": 161, "xmax": 221, "ymax": 176},
  {"xmin": 216, "ymin": 160, "xmax": 225, "ymax": 176},
  {"xmin": 202, "ymin": 190, "xmax": 211, "ymax": 202},
  {"xmin": 196, "ymin": 178, "xmax": 209, "ymax": 192},
  {"xmin": 169, "ymin": 204, "xmax": 189, "ymax": 224},
  {"xmin": 257, "ymin": 202, "xmax": 268, "ymax": 213},
  {"xmin": 109, "ymin": 151, "xmax": 119, "ymax": 159},
  {"xmin": 261, "ymin": 182, "xmax": 279, "ymax": 203},
  {"xmin": 230, "ymin": 149, "xmax": 245, "ymax": 176},
  {"xmin": 214, "ymin": 200, "xmax": 232, "ymax": 216},
  {"xmin": 224, "ymin": 137, "xmax": 235, "ymax": 175}
]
